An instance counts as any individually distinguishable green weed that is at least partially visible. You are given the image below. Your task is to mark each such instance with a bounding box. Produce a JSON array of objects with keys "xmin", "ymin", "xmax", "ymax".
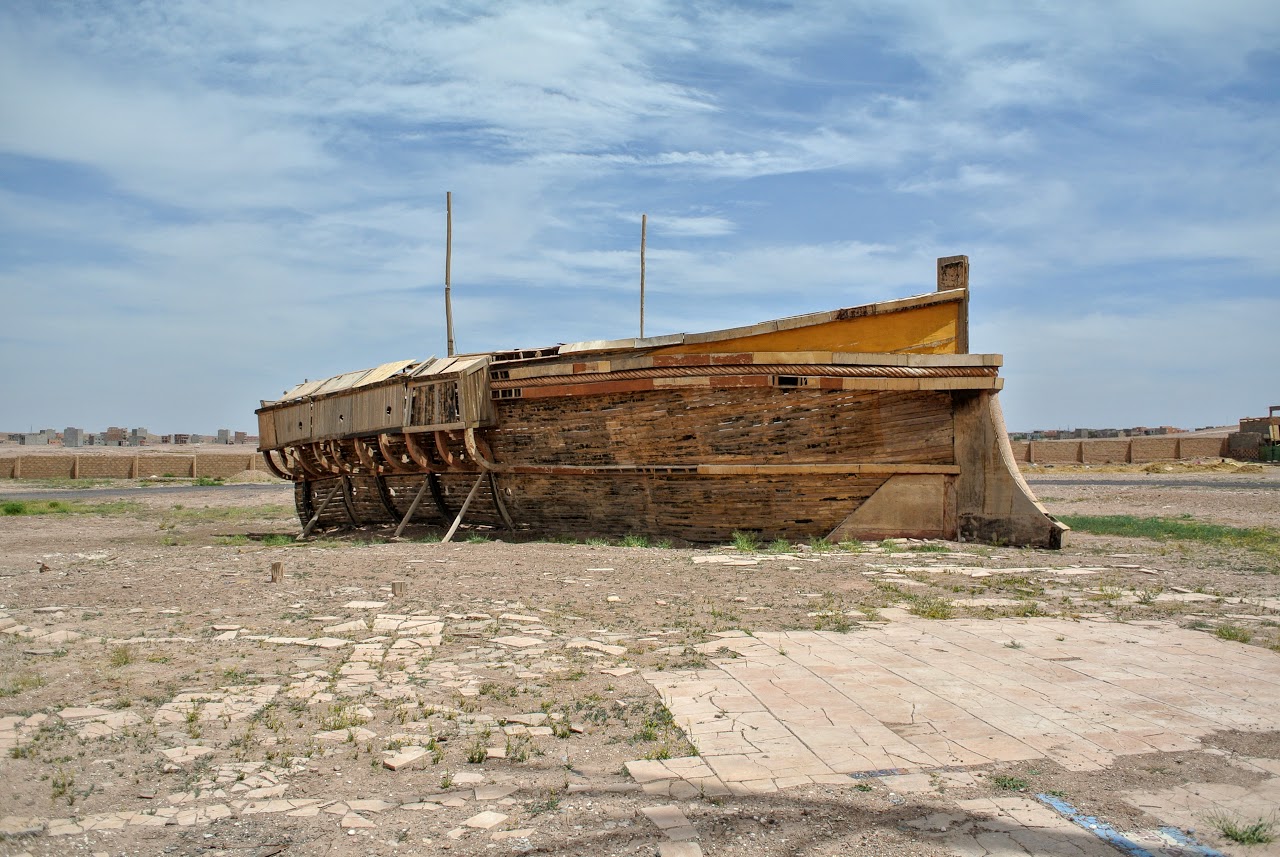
[
  {"xmin": 1215, "ymin": 624, "xmax": 1253, "ymax": 643},
  {"xmin": 108, "ymin": 645, "xmax": 134, "ymax": 668},
  {"xmin": 466, "ymin": 738, "xmax": 488, "ymax": 764},
  {"xmin": 527, "ymin": 793, "xmax": 561, "ymax": 815},
  {"xmin": 1208, "ymin": 813, "xmax": 1275, "ymax": 845},
  {"xmin": 909, "ymin": 596, "xmax": 954, "ymax": 620},
  {"xmin": 731, "ymin": 530, "xmax": 761, "ymax": 552},
  {"xmin": 991, "ymin": 775, "xmax": 1028, "ymax": 791},
  {"xmin": 0, "ymin": 672, "xmax": 46, "ymax": 698},
  {"xmin": 50, "ymin": 768, "xmax": 76, "ymax": 804},
  {"xmin": 319, "ymin": 703, "xmax": 367, "ymax": 731}
]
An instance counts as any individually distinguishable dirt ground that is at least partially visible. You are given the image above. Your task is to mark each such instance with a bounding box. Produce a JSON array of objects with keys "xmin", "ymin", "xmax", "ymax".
[{"xmin": 1, "ymin": 466, "xmax": 1278, "ymax": 856}]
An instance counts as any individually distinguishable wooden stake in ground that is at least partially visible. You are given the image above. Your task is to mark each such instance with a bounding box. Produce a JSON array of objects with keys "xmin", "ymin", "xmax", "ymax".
[
  {"xmin": 392, "ymin": 581, "xmax": 406, "ymax": 598},
  {"xmin": 270, "ymin": 561, "xmax": 284, "ymax": 583},
  {"xmin": 299, "ymin": 481, "xmax": 342, "ymax": 539},
  {"xmin": 393, "ymin": 477, "xmax": 433, "ymax": 539},
  {"xmin": 441, "ymin": 472, "xmax": 487, "ymax": 543}
]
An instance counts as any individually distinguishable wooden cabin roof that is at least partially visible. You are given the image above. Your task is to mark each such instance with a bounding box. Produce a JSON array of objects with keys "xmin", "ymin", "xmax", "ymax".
[{"xmin": 264, "ymin": 287, "xmax": 969, "ymax": 406}]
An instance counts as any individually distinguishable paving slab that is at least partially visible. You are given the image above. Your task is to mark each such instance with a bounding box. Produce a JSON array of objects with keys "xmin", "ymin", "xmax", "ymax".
[{"xmin": 642, "ymin": 618, "xmax": 1280, "ymax": 793}]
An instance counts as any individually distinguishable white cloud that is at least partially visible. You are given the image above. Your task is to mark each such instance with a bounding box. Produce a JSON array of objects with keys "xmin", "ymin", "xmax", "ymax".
[
  {"xmin": 648, "ymin": 215, "xmax": 735, "ymax": 237},
  {"xmin": 0, "ymin": 1, "xmax": 1275, "ymax": 431}
]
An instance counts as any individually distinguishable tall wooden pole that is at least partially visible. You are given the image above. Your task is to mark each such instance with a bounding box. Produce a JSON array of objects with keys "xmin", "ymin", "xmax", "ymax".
[
  {"xmin": 639, "ymin": 214, "xmax": 647, "ymax": 339},
  {"xmin": 445, "ymin": 191, "xmax": 455, "ymax": 356}
]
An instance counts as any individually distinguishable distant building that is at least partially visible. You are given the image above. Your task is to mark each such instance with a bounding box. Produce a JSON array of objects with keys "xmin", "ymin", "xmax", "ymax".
[
  {"xmin": 64, "ymin": 427, "xmax": 84, "ymax": 448},
  {"xmin": 216, "ymin": 429, "xmax": 231, "ymax": 444},
  {"xmin": 234, "ymin": 431, "xmax": 248, "ymax": 444},
  {"xmin": 127, "ymin": 427, "xmax": 155, "ymax": 447}
]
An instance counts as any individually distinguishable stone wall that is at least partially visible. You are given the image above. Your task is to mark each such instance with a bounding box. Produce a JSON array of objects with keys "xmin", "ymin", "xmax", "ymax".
[
  {"xmin": 1008, "ymin": 436, "xmax": 1228, "ymax": 465},
  {"xmin": 1, "ymin": 453, "xmax": 274, "ymax": 480}
]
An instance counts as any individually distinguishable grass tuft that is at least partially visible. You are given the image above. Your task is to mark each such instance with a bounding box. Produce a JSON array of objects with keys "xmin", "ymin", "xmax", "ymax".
[
  {"xmin": 1208, "ymin": 813, "xmax": 1276, "ymax": 845},
  {"xmin": 1215, "ymin": 624, "xmax": 1252, "ymax": 643},
  {"xmin": 108, "ymin": 645, "xmax": 134, "ymax": 667},
  {"xmin": 730, "ymin": 530, "xmax": 761, "ymax": 552},
  {"xmin": 0, "ymin": 672, "xmax": 45, "ymax": 698},
  {"xmin": 990, "ymin": 774, "xmax": 1028, "ymax": 791},
  {"xmin": 908, "ymin": 596, "xmax": 954, "ymax": 620}
]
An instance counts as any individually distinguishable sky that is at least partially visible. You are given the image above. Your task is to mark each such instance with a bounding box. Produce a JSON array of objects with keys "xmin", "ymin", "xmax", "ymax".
[{"xmin": 1, "ymin": 1, "xmax": 1277, "ymax": 435}]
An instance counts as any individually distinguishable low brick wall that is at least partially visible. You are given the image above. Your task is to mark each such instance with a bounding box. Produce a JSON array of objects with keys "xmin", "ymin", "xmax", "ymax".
[
  {"xmin": 1081, "ymin": 439, "xmax": 1131, "ymax": 464},
  {"xmin": 1, "ymin": 453, "xmax": 273, "ymax": 480},
  {"xmin": 1030, "ymin": 440, "xmax": 1083, "ymax": 464},
  {"xmin": 1009, "ymin": 436, "xmax": 1228, "ymax": 465},
  {"xmin": 1179, "ymin": 436, "xmax": 1229, "ymax": 458}
]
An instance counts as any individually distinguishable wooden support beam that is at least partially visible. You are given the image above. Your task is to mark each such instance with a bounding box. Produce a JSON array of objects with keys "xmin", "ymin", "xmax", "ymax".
[
  {"xmin": 402, "ymin": 432, "xmax": 437, "ymax": 471},
  {"xmin": 299, "ymin": 481, "xmax": 343, "ymax": 539},
  {"xmin": 441, "ymin": 471, "xmax": 487, "ymax": 544},
  {"xmin": 488, "ymin": 471, "xmax": 515, "ymax": 529},
  {"xmin": 393, "ymin": 477, "xmax": 433, "ymax": 539},
  {"xmin": 433, "ymin": 430, "xmax": 458, "ymax": 468},
  {"xmin": 261, "ymin": 450, "xmax": 291, "ymax": 480},
  {"xmin": 377, "ymin": 434, "xmax": 415, "ymax": 474},
  {"xmin": 339, "ymin": 475, "xmax": 359, "ymax": 525},
  {"xmin": 427, "ymin": 473, "xmax": 451, "ymax": 519},
  {"xmin": 373, "ymin": 474, "xmax": 403, "ymax": 519}
]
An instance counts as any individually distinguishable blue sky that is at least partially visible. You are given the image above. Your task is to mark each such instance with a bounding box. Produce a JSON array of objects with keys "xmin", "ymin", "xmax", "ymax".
[{"xmin": 1, "ymin": 1, "xmax": 1276, "ymax": 434}]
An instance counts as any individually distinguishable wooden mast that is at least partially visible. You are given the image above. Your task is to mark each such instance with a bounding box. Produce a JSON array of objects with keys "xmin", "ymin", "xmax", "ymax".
[
  {"xmin": 445, "ymin": 191, "xmax": 455, "ymax": 356},
  {"xmin": 639, "ymin": 213, "xmax": 647, "ymax": 339}
]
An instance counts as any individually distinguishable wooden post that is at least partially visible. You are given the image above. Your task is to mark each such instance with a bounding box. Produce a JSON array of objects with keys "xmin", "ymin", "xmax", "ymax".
[
  {"xmin": 270, "ymin": 561, "xmax": 284, "ymax": 583},
  {"xmin": 441, "ymin": 471, "xmax": 487, "ymax": 544},
  {"xmin": 445, "ymin": 191, "xmax": 455, "ymax": 357},
  {"xmin": 639, "ymin": 213, "xmax": 647, "ymax": 339},
  {"xmin": 392, "ymin": 580, "xmax": 406, "ymax": 598},
  {"xmin": 299, "ymin": 481, "xmax": 342, "ymax": 539},
  {"xmin": 393, "ymin": 477, "xmax": 433, "ymax": 539},
  {"xmin": 937, "ymin": 255, "xmax": 969, "ymax": 354},
  {"xmin": 487, "ymin": 471, "xmax": 515, "ymax": 530}
]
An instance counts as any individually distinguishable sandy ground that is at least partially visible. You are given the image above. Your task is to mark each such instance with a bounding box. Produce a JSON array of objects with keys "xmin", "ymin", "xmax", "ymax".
[{"xmin": 0, "ymin": 469, "xmax": 1277, "ymax": 856}]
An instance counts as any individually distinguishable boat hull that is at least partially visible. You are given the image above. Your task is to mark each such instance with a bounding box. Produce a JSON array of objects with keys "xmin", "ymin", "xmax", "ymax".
[
  {"xmin": 256, "ymin": 270, "xmax": 1069, "ymax": 547},
  {"xmin": 277, "ymin": 380, "xmax": 1065, "ymax": 547}
]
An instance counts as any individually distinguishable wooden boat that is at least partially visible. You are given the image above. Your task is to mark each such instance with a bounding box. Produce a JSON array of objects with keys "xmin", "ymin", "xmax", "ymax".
[{"xmin": 256, "ymin": 256, "xmax": 1068, "ymax": 547}]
